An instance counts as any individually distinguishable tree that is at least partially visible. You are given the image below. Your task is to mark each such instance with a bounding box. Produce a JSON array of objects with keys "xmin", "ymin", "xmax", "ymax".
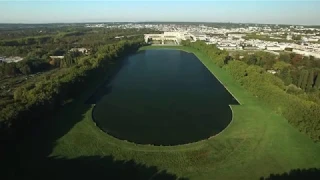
[
  {"xmin": 224, "ymin": 60, "xmax": 248, "ymax": 82},
  {"xmin": 292, "ymin": 35, "xmax": 302, "ymax": 41},
  {"xmin": 246, "ymin": 55, "xmax": 257, "ymax": 65},
  {"xmin": 297, "ymin": 70, "xmax": 305, "ymax": 89},
  {"xmin": 300, "ymin": 70, "xmax": 309, "ymax": 90},
  {"xmin": 19, "ymin": 64, "xmax": 32, "ymax": 75},
  {"xmin": 278, "ymin": 68, "xmax": 293, "ymax": 85},
  {"xmin": 291, "ymin": 54, "xmax": 303, "ymax": 66},
  {"xmin": 290, "ymin": 69, "xmax": 300, "ymax": 86},
  {"xmin": 25, "ymin": 37, "xmax": 36, "ymax": 45},
  {"xmin": 286, "ymin": 84, "xmax": 303, "ymax": 95},
  {"xmin": 4, "ymin": 63, "xmax": 19, "ymax": 76},
  {"xmin": 215, "ymin": 55, "xmax": 226, "ymax": 67},
  {"xmin": 314, "ymin": 74, "xmax": 320, "ymax": 90},
  {"xmin": 279, "ymin": 53, "xmax": 291, "ymax": 63},
  {"xmin": 301, "ymin": 56, "xmax": 311, "ymax": 67},
  {"xmin": 50, "ymin": 48, "xmax": 66, "ymax": 56},
  {"xmin": 273, "ymin": 61, "xmax": 291, "ymax": 71},
  {"xmin": 273, "ymin": 61, "xmax": 293, "ymax": 86},
  {"xmin": 306, "ymin": 70, "xmax": 315, "ymax": 91}
]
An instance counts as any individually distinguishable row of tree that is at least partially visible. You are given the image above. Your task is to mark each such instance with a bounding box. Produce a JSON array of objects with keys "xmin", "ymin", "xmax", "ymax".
[
  {"xmin": 232, "ymin": 50, "xmax": 320, "ymax": 105},
  {"xmin": 0, "ymin": 38, "xmax": 145, "ymax": 142},
  {"xmin": 182, "ymin": 40, "xmax": 320, "ymax": 142},
  {"xmin": 0, "ymin": 28, "xmax": 158, "ymax": 57},
  {"xmin": 0, "ymin": 58, "xmax": 52, "ymax": 76},
  {"xmin": 0, "ymin": 36, "xmax": 54, "ymax": 46},
  {"xmin": 0, "ymin": 50, "xmax": 83, "ymax": 77}
]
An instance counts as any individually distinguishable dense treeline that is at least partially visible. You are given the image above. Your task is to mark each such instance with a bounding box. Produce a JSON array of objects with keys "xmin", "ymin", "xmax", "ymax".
[
  {"xmin": 0, "ymin": 38, "xmax": 145, "ymax": 141},
  {"xmin": 0, "ymin": 58, "xmax": 52, "ymax": 76},
  {"xmin": 0, "ymin": 51, "xmax": 84, "ymax": 77},
  {"xmin": 0, "ymin": 28, "xmax": 158, "ymax": 57},
  {"xmin": 0, "ymin": 36, "xmax": 54, "ymax": 46},
  {"xmin": 182, "ymin": 40, "xmax": 320, "ymax": 142},
  {"xmin": 0, "ymin": 28, "xmax": 157, "ymax": 112},
  {"xmin": 232, "ymin": 50, "xmax": 320, "ymax": 105},
  {"xmin": 0, "ymin": 28, "xmax": 154, "ymax": 111}
]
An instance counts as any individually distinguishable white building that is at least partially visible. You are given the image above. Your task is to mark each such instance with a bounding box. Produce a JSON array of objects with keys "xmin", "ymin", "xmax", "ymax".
[
  {"xmin": 266, "ymin": 46, "xmax": 282, "ymax": 51},
  {"xmin": 70, "ymin": 48, "xmax": 89, "ymax": 54},
  {"xmin": 50, "ymin": 56, "xmax": 64, "ymax": 59},
  {"xmin": 1, "ymin": 56, "xmax": 23, "ymax": 63},
  {"xmin": 218, "ymin": 45, "xmax": 239, "ymax": 50},
  {"xmin": 267, "ymin": 70, "xmax": 277, "ymax": 74},
  {"xmin": 228, "ymin": 33, "xmax": 246, "ymax": 39},
  {"xmin": 292, "ymin": 49, "xmax": 320, "ymax": 59},
  {"xmin": 190, "ymin": 32, "xmax": 207, "ymax": 41},
  {"xmin": 144, "ymin": 32, "xmax": 185, "ymax": 45},
  {"xmin": 302, "ymin": 37, "xmax": 319, "ymax": 42}
]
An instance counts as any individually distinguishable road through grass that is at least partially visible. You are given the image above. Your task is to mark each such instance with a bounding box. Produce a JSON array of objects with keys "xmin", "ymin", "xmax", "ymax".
[{"xmin": 23, "ymin": 46, "xmax": 320, "ymax": 180}]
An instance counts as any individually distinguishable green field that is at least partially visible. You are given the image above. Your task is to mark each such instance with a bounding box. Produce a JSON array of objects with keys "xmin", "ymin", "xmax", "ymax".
[{"xmin": 20, "ymin": 46, "xmax": 320, "ymax": 179}]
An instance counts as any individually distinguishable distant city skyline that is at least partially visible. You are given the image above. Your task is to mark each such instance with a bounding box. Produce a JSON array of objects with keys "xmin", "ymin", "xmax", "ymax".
[{"xmin": 0, "ymin": 1, "xmax": 319, "ymax": 25}]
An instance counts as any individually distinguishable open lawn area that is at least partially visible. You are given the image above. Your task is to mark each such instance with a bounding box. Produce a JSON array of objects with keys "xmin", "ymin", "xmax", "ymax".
[{"xmin": 18, "ymin": 46, "xmax": 320, "ymax": 180}]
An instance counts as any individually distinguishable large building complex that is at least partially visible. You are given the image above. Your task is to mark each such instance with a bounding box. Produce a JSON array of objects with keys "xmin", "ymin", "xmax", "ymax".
[
  {"xmin": 131, "ymin": 23, "xmax": 320, "ymax": 58},
  {"xmin": 144, "ymin": 32, "xmax": 199, "ymax": 45}
]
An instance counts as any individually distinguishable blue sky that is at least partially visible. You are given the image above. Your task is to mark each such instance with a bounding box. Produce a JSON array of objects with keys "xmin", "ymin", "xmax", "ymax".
[{"xmin": 0, "ymin": 1, "xmax": 319, "ymax": 25}]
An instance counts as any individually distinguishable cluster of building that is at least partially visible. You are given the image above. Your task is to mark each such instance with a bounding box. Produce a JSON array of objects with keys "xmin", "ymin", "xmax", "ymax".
[
  {"xmin": 2, "ymin": 23, "xmax": 320, "ymax": 64},
  {"xmin": 139, "ymin": 23, "xmax": 320, "ymax": 58},
  {"xmin": 49, "ymin": 47, "xmax": 90, "ymax": 61},
  {"xmin": 209, "ymin": 36, "xmax": 320, "ymax": 58},
  {"xmin": 0, "ymin": 48, "xmax": 90, "ymax": 64},
  {"xmin": 85, "ymin": 24, "xmax": 105, "ymax": 28}
]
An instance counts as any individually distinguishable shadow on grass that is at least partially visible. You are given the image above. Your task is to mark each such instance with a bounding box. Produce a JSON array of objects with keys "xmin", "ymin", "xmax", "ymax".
[
  {"xmin": 85, "ymin": 85, "xmax": 112, "ymax": 104},
  {"xmin": 13, "ymin": 155, "xmax": 187, "ymax": 180},
  {"xmin": 3, "ymin": 55, "xmax": 187, "ymax": 180},
  {"xmin": 260, "ymin": 168, "xmax": 320, "ymax": 180}
]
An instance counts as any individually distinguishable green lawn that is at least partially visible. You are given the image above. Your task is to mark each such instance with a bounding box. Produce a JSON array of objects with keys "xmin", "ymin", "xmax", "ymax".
[{"xmin": 20, "ymin": 46, "xmax": 320, "ymax": 179}]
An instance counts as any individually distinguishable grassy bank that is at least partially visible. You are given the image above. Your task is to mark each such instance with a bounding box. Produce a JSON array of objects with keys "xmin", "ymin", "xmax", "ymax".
[{"xmin": 18, "ymin": 46, "xmax": 320, "ymax": 180}]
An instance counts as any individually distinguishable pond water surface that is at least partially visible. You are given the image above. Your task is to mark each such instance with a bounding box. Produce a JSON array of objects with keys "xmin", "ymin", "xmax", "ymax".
[{"xmin": 92, "ymin": 49, "xmax": 238, "ymax": 145}]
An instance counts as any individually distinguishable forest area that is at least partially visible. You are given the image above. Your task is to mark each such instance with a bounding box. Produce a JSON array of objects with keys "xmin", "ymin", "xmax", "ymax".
[
  {"xmin": 231, "ymin": 49, "xmax": 320, "ymax": 104},
  {"xmin": 182, "ymin": 40, "xmax": 320, "ymax": 142},
  {"xmin": 0, "ymin": 26, "xmax": 152, "ymax": 145}
]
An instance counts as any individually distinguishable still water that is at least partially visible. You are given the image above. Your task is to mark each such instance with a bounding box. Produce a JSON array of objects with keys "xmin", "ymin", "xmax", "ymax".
[{"xmin": 93, "ymin": 49, "xmax": 238, "ymax": 145}]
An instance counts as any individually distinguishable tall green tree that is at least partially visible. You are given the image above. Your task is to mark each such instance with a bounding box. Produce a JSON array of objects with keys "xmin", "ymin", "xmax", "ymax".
[
  {"xmin": 246, "ymin": 55, "xmax": 257, "ymax": 65},
  {"xmin": 314, "ymin": 74, "xmax": 320, "ymax": 90},
  {"xmin": 306, "ymin": 70, "xmax": 315, "ymax": 91},
  {"xmin": 300, "ymin": 70, "xmax": 309, "ymax": 90},
  {"xmin": 297, "ymin": 70, "xmax": 305, "ymax": 88},
  {"xmin": 279, "ymin": 68, "xmax": 293, "ymax": 85}
]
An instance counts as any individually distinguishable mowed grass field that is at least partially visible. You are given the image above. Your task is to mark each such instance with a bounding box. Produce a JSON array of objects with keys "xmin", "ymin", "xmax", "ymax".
[{"xmin": 21, "ymin": 46, "xmax": 320, "ymax": 179}]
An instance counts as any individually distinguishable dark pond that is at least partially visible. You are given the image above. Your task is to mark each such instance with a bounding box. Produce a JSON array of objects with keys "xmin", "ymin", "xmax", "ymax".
[{"xmin": 92, "ymin": 49, "xmax": 238, "ymax": 145}]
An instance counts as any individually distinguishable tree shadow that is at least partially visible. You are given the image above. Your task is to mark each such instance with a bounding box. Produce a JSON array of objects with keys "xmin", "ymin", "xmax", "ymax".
[
  {"xmin": 3, "ymin": 52, "xmax": 187, "ymax": 179},
  {"xmin": 85, "ymin": 85, "xmax": 112, "ymax": 104},
  {"xmin": 260, "ymin": 168, "xmax": 320, "ymax": 180},
  {"xmin": 10, "ymin": 155, "xmax": 187, "ymax": 180},
  {"xmin": 85, "ymin": 56, "xmax": 130, "ymax": 104}
]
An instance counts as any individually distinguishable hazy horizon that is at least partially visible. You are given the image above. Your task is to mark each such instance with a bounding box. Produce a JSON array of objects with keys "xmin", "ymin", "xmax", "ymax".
[{"xmin": 0, "ymin": 1, "xmax": 319, "ymax": 25}]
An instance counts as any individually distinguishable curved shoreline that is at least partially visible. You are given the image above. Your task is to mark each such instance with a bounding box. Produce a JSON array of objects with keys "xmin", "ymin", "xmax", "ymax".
[
  {"xmin": 89, "ymin": 47, "xmax": 237, "ymax": 148},
  {"xmin": 49, "ymin": 46, "xmax": 320, "ymax": 179},
  {"xmin": 91, "ymin": 103, "xmax": 235, "ymax": 149}
]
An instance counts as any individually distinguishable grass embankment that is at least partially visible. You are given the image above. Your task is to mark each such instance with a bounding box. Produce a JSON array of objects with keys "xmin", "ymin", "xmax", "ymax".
[{"xmin": 20, "ymin": 46, "xmax": 320, "ymax": 180}]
